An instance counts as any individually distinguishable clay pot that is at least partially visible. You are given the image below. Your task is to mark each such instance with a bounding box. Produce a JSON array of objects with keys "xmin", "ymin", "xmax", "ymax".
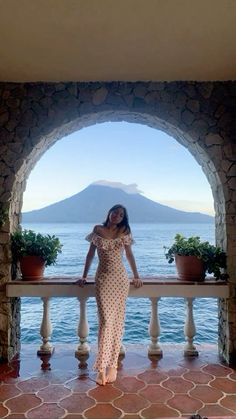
[
  {"xmin": 20, "ymin": 255, "xmax": 45, "ymax": 280},
  {"xmin": 175, "ymin": 254, "xmax": 205, "ymax": 281}
]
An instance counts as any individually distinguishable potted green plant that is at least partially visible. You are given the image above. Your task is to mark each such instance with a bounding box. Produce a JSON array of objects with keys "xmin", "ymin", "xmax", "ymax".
[
  {"xmin": 11, "ymin": 229, "xmax": 63, "ymax": 280},
  {"xmin": 164, "ymin": 233, "xmax": 227, "ymax": 281}
]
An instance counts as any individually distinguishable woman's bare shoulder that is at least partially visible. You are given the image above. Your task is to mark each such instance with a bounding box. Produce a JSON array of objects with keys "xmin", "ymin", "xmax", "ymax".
[{"xmin": 93, "ymin": 225, "xmax": 104, "ymax": 234}]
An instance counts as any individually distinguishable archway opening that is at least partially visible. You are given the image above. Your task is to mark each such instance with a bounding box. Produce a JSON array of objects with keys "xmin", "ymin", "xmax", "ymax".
[{"xmin": 19, "ymin": 120, "xmax": 216, "ymax": 347}]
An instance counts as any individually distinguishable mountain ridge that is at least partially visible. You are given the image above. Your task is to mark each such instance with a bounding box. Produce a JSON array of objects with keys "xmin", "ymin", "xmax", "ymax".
[{"xmin": 22, "ymin": 184, "xmax": 213, "ymax": 224}]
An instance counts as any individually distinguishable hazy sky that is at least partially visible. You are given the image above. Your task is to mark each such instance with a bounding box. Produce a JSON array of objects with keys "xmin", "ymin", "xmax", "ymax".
[{"xmin": 23, "ymin": 122, "xmax": 214, "ymax": 215}]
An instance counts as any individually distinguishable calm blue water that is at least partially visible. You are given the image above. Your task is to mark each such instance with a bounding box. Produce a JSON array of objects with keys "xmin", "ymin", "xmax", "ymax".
[{"xmin": 21, "ymin": 223, "xmax": 217, "ymax": 345}]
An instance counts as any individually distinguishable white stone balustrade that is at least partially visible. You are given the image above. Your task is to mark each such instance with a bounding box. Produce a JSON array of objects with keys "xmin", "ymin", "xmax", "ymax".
[{"xmin": 6, "ymin": 276, "xmax": 229, "ymax": 357}]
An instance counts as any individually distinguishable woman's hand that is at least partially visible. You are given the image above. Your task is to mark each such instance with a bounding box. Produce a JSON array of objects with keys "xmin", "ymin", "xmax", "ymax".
[
  {"xmin": 131, "ymin": 277, "xmax": 143, "ymax": 288},
  {"xmin": 77, "ymin": 278, "xmax": 87, "ymax": 287}
]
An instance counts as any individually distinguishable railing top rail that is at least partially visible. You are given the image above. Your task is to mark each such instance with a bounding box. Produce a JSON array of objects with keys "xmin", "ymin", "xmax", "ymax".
[
  {"xmin": 6, "ymin": 276, "xmax": 229, "ymax": 298},
  {"xmin": 7, "ymin": 275, "xmax": 229, "ymax": 284}
]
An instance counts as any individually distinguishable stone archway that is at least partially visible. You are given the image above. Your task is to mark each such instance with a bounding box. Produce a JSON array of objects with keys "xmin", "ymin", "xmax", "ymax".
[{"xmin": 0, "ymin": 81, "xmax": 235, "ymax": 363}]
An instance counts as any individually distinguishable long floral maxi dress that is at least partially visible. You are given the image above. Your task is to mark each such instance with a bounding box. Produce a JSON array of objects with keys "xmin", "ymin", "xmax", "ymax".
[{"xmin": 86, "ymin": 232, "xmax": 133, "ymax": 371}]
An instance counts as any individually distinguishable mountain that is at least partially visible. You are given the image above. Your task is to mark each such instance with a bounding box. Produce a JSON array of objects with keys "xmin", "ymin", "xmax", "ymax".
[{"xmin": 22, "ymin": 183, "xmax": 214, "ymax": 223}]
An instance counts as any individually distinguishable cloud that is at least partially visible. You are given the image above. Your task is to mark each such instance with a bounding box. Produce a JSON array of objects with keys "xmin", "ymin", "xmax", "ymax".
[{"xmin": 93, "ymin": 180, "xmax": 143, "ymax": 194}]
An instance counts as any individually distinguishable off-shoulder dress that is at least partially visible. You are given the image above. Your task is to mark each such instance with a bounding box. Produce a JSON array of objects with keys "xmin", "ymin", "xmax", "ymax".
[{"xmin": 86, "ymin": 231, "xmax": 133, "ymax": 371}]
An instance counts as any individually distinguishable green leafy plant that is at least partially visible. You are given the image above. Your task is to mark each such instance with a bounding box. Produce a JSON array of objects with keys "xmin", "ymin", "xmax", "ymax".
[
  {"xmin": 164, "ymin": 233, "xmax": 228, "ymax": 280},
  {"xmin": 11, "ymin": 229, "xmax": 63, "ymax": 266}
]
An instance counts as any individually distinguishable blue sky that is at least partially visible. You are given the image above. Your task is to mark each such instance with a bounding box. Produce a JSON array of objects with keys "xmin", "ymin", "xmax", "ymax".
[{"xmin": 22, "ymin": 122, "xmax": 214, "ymax": 215}]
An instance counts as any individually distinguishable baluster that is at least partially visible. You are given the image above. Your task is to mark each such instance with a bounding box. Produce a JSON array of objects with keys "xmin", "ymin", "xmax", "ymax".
[
  {"xmin": 148, "ymin": 297, "xmax": 162, "ymax": 356},
  {"xmin": 37, "ymin": 297, "xmax": 53, "ymax": 355},
  {"xmin": 184, "ymin": 297, "xmax": 198, "ymax": 356},
  {"xmin": 75, "ymin": 296, "xmax": 90, "ymax": 357}
]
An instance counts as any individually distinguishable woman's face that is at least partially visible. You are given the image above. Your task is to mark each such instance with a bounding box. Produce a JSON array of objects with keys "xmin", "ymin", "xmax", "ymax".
[{"xmin": 109, "ymin": 207, "xmax": 125, "ymax": 225}]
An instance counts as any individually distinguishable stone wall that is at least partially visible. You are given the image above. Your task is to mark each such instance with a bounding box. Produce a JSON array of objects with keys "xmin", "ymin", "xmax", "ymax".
[{"xmin": 0, "ymin": 81, "xmax": 236, "ymax": 363}]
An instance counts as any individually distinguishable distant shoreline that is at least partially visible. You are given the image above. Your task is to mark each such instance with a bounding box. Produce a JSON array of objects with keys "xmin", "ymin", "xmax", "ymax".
[{"xmin": 22, "ymin": 221, "xmax": 214, "ymax": 224}]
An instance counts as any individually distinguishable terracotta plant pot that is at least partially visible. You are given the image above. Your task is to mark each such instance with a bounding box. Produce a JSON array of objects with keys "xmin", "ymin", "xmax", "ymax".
[
  {"xmin": 175, "ymin": 254, "xmax": 205, "ymax": 281},
  {"xmin": 20, "ymin": 255, "xmax": 45, "ymax": 280}
]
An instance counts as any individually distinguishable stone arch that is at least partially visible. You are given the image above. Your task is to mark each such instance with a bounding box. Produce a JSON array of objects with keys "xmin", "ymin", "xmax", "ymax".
[{"xmin": 0, "ymin": 81, "xmax": 235, "ymax": 363}]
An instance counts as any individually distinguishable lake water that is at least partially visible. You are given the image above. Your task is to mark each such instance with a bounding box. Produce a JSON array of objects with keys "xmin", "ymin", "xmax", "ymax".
[{"xmin": 21, "ymin": 222, "xmax": 217, "ymax": 345}]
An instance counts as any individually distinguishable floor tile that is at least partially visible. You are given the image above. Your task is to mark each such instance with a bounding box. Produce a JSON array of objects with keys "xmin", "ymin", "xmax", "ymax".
[
  {"xmin": 85, "ymin": 403, "xmax": 122, "ymax": 418},
  {"xmin": 17, "ymin": 377, "xmax": 49, "ymax": 392},
  {"xmin": 189, "ymin": 384, "xmax": 223, "ymax": 403},
  {"xmin": 198, "ymin": 404, "xmax": 236, "ymax": 416},
  {"xmin": 59, "ymin": 393, "xmax": 95, "ymax": 413},
  {"xmin": 138, "ymin": 370, "xmax": 168, "ymax": 384},
  {"xmin": 0, "ymin": 383, "xmax": 21, "ymax": 401},
  {"xmin": 141, "ymin": 403, "xmax": 180, "ymax": 418},
  {"xmin": 88, "ymin": 384, "xmax": 122, "ymax": 402},
  {"xmin": 162, "ymin": 376, "xmax": 194, "ymax": 393},
  {"xmin": 202, "ymin": 363, "xmax": 233, "ymax": 377},
  {"xmin": 139, "ymin": 385, "xmax": 173, "ymax": 403},
  {"xmin": 167, "ymin": 394, "xmax": 203, "ymax": 414},
  {"xmin": 113, "ymin": 393, "xmax": 149, "ymax": 413},
  {"xmin": 113, "ymin": 376, "xmax": 146, "ymax": 392},
  {"xmin": 5, "ymin": 394, "xmax": 41, "ymax": 413},
  {"xmin": 122, "ymin": 415, "xmax": 141, "ymax": 419},
  {"xmin": 0, "ymin": 403, "xmax": 9, "ymax": 418},
  {"xmin": 229, "ymin": 371, "xmax": 236, "ymax": 380},
  {"xmin": 183, "ymin": 370, "xmax": 213, "ymax": 384},
  {"xmin": 210, "ymin": 377, "xmax": 236, "ymax": 393},
  {"xmin": 165, "ymin": 367, "xmax": 187, "ymax": 376},
  {"xmin": 66, "ymin": 376, "xmax": 96, "ymax": 392},
  {"xmin": 220, "ymin": 394, "xmax": 236, "ymax": 411},
  {"xmin": 27, "ymin": 403, "xmax": 66, "ymax": 419},
  {"xmin": 37, "ymin": 383, "xmax": 72, "ymax": 402}
]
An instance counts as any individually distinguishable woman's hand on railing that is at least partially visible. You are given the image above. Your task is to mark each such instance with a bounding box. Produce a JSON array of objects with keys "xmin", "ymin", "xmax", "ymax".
[
  {"xmin": 131, "ymin": 277, "xmax": 143, "ymax": 288},
  {"xmin": 76, "ymin": 278, "xmax": 87, "ymax": 287}
]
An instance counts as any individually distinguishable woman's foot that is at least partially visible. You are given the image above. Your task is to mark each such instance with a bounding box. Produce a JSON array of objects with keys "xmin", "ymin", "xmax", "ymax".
[
  {"xmin": 96, "ymin": 370, "xmax": 106, "ymax": 386},
  {"xmin": 106, "ymin": 367, "xmax": 117, "ymax": 383}
]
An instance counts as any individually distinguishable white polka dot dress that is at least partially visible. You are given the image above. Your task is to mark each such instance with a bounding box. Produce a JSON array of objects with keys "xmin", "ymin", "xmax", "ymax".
[{"xmin": 86, "ymin": 232, "xmax": 133, "ymax": 371}]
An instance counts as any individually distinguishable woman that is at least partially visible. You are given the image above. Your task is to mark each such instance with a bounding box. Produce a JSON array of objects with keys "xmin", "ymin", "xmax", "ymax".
[{"xmin": 78, "ymin": 204, "xmax": 142, "ymax": 386}]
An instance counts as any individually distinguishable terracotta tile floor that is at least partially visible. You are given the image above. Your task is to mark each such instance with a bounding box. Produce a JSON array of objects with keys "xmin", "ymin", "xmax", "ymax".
[{"xmin": 0, "ymin": 344, "xmax": 235, "ymax": 418}]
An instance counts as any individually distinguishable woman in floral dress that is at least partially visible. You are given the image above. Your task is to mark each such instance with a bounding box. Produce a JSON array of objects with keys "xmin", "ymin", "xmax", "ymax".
[{"xmin": 78, "ymin": 204, "xmax": 142, "ymax": 385}]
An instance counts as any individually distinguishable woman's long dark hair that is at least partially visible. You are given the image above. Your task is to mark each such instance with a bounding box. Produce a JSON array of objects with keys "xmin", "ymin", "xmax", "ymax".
[{"xmin": 103, "ymin": 204, "xmax": 131, "ymax": 233}]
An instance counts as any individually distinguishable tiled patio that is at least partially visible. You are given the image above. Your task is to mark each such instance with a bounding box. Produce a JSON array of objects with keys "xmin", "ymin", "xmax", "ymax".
[{"xmin": 0, "ymin": 344, "xmax": 235, "ymax": 418}]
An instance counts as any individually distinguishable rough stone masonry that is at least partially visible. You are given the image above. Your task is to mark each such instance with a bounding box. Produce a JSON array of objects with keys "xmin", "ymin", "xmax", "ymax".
[{"xmin": 0, "ymin": 81, "xmax": 236, "ymax": 363}]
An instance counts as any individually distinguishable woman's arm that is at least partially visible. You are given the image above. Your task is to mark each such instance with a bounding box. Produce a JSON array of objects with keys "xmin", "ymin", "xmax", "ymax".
[
  {"xmin": 82, "ymin": 243, "xmax": 96, "ymax": 278},
  {"xmin": 125, "ymin": 245, "xmax": 143, "ymax": 288},
  {"xmin": 78, "ymin": 243, "xmax": 96, "ymax": 286}
]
